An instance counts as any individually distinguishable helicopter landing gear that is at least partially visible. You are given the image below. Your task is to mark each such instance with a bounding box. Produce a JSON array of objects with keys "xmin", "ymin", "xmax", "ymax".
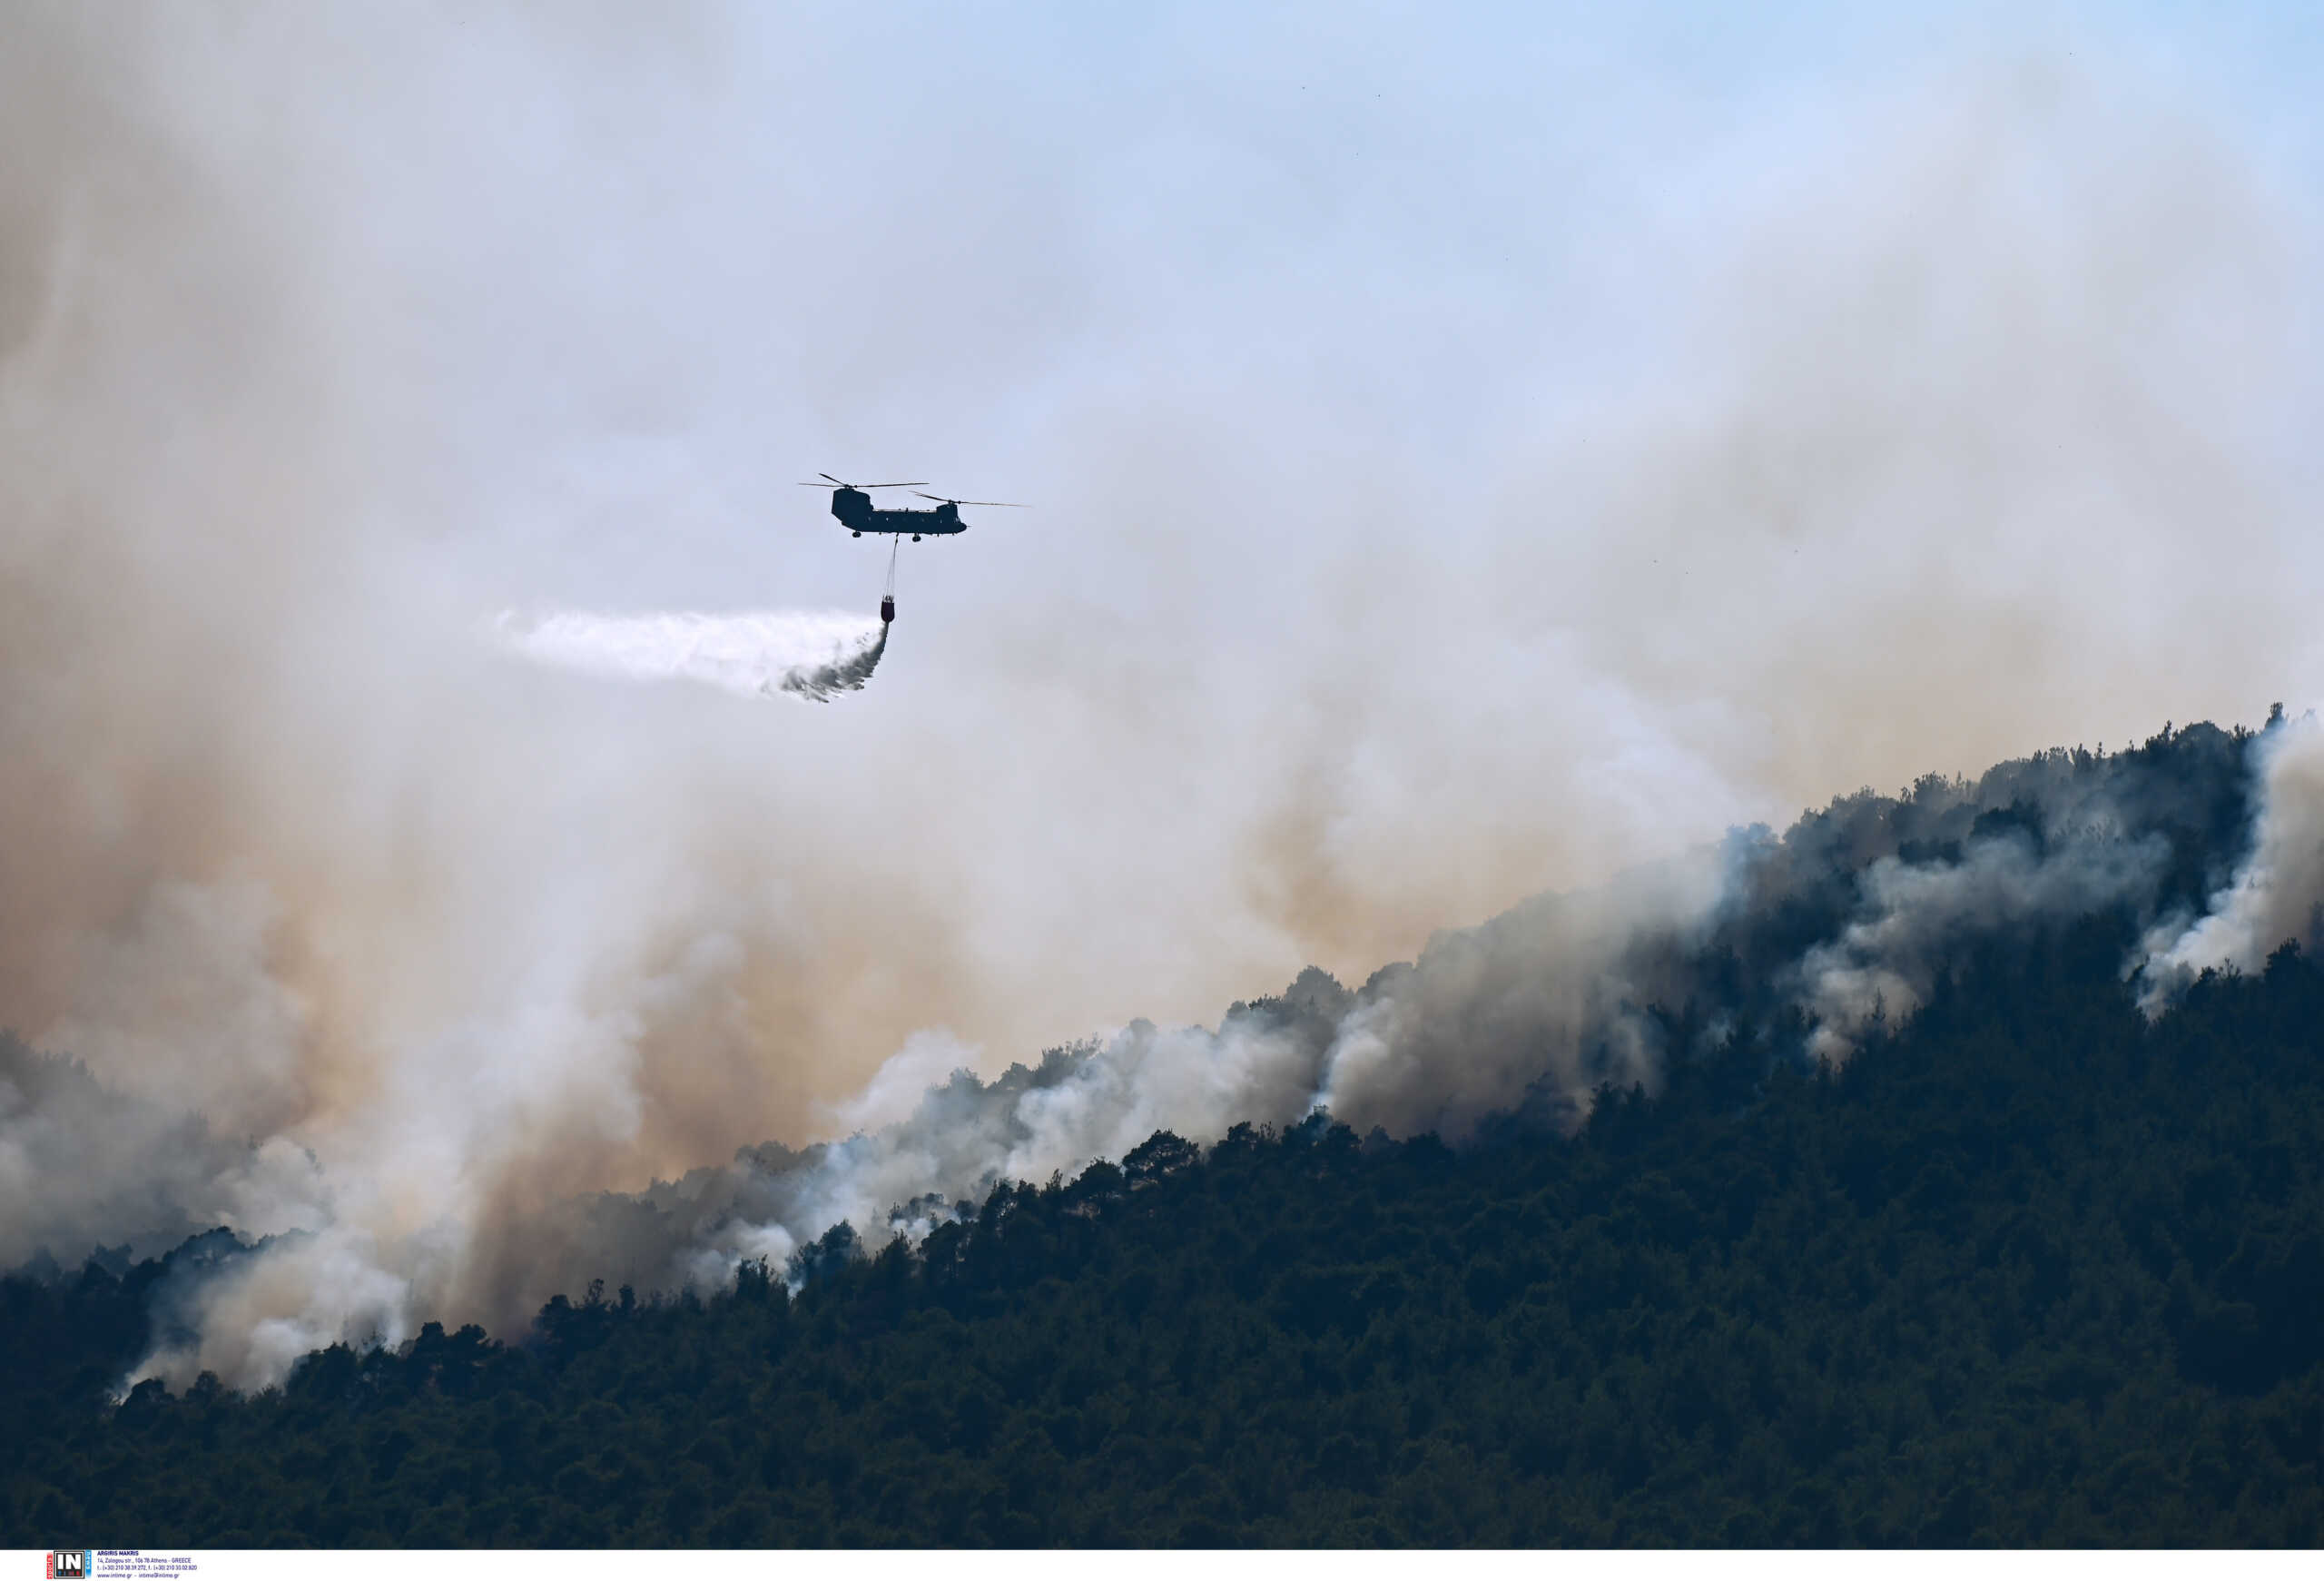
[
  {"xmin": 852, "ymin": 530, "xmax": 862, "ymax": 538},
  {"xmin": 911, "ymin": 533, "xmax": 921, "ymax": 542}
]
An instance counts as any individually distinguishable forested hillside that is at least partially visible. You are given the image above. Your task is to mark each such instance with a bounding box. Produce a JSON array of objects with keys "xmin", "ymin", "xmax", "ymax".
[{"xmin": 7, "ymin": 919, "xmax": 2321, "ymax": 1545}]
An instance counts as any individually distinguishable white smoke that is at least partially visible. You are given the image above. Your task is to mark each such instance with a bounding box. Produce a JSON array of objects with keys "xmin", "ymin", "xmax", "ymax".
[
  {"xmin": 2135, "ymin": 712, "xmax": 2324, "ymax": 1009},
  {"xmin": 135, "ymin": 1222, "xmax": 430, "ymax": 1392},
  {"xmin": 1796, "ymin": 825, "xmax": 2171, "ymax": 1062},
  {"xmin": 495, "ymin": 609, "xmax": 888, "ymax": 702},
  {"xmin": 770, "ymin": 1016, "xmax": 1329, "ymax": 1259}
]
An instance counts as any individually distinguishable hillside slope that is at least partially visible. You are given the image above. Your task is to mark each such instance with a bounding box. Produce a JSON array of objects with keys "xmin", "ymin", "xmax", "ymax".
[{"xmin": 6, "ymin": 919, "xmax": 2321, "ymax": 1545}]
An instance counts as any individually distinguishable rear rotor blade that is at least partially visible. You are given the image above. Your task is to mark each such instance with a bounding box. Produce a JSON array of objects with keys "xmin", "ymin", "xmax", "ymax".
[{"xmin": 912, "ymin": 492, "xmax": 1029, "ymax": 507}]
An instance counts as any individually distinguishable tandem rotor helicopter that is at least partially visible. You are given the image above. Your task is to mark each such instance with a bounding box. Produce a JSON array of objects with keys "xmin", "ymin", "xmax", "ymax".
[{"xmin": 801, "ymin": 473, "xmax": 1026, "ymax": 624}]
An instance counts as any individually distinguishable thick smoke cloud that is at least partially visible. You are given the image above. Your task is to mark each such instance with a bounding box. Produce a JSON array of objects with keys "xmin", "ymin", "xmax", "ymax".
[
  {"xmin": 0, "ymin": 1034, "xmax": 319, "ymax": 1274},
  {"xmin": 3, "ymin": 7, "xmax": 2321, "ymax": 1387},
  {"xmin": 2136, "ymin": 714, "xmax": 2324, "ymax": 1007},
  {"xmin": 163, "ymin": 714, "xmax": 2289, "ymax": 1378},
  {"xmin": 1310, "ymin": 854, "xmax": 1728, "ymax": 1137},
  {"xmin": 52, "ymin": 712, "xmax": 2324, "ymax": 1390}
]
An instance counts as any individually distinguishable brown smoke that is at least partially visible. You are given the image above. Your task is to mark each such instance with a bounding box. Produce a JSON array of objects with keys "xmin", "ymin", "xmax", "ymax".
[
  {"xmin": 2, "ymin": 12, "xmax": 2317, "ymax": 1373},
  {"xmin": 0, "ymin": 12, "xmax": 1005, "ymax": 1321}
]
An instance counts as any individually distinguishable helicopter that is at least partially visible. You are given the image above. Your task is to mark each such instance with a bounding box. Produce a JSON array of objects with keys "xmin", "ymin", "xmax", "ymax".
[
  {"xmin": 799, "ymin": 475, "xmax": 1026, "ymax": 541},
  {"xmin": 803, "ymin": 474, "xmax": 1027, "ymax": 625}
]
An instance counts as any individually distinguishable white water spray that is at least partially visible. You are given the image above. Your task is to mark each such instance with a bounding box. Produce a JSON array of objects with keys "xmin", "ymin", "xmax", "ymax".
[{"xmin": 493, "ymin": 610, "xmax": 889, "ymax": 702}]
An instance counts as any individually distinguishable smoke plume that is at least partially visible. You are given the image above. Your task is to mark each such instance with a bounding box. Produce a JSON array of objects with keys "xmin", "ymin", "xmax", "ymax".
[
  {"xmin": 110, "ymin": 715, "xmax": 2324, "ymax": 1391},
  {"xmin": 3, "ymin": 10, "xmax": 2320, "ymax": 1388},
  {"xmin": 2135, "ymin": 713, "xmax": 2324, "ymax": 1009}
]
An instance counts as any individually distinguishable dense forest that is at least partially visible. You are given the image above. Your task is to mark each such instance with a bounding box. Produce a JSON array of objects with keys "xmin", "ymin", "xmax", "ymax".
[
  {"xmin": 4, "ymin": 722, "xmax": 2322, "ymax": 1545},
  {"xmin": 6, "ymin": 922, "xmax": 2322, "ymax": 1543}
]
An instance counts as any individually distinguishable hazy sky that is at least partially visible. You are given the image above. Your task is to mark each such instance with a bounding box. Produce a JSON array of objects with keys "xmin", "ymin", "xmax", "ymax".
[
  {"xmin": 410, "ymin": 0, "xmax": 2324, "ymax": 1010},
  {"xmin": 4, "ymin": 0, "xmax": 2321, "ymax": 1230}
]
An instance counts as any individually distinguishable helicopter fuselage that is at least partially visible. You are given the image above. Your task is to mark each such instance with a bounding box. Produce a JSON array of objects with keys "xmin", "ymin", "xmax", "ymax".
[{"xmin": 830, "ymin": 488, "xmax": 967, "ymax": 537}]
